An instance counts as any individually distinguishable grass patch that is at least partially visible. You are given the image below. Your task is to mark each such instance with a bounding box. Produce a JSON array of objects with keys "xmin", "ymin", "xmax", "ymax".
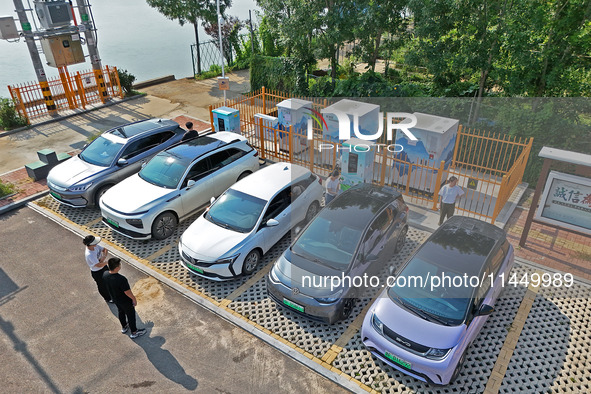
[
  {"xmin": 573, "ymin": 251, "xmax": 591, "ymax": 262},
  {"xmin": 0, "ymin": 179, "xmax": 17, "ymax": 198}
]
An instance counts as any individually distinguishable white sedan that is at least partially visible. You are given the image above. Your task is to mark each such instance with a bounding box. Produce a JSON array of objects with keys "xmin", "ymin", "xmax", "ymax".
[
  {"xmin": 100, "ymin": 132, "xmax": 260, "ymax": 240},
  {"xmin": 179, "ymin": 162, "xmax": 324, "ymax": 280}
]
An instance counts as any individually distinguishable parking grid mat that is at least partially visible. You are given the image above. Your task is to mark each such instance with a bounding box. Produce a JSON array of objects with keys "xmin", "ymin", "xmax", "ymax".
[{"xmin": 30, "ymin": 195, "xmax": 591, "ymax": 393}]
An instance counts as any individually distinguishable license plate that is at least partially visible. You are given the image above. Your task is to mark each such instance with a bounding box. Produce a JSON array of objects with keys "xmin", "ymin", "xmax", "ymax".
[
  {"xmin": 283, "ymin": 298, "xmax": 304, "ymax": 313},
  {"xmin": 50, "ymin": 191, "xmax": 61, "ymax": 199},
  {"xmin": 186, "ymin": 262, "xmax": 204, "ymax": 274},
  {"xmin": 385, "ymin": 351, "xmax": 412, "ymax": 370},
  {"xmin": 105, "ymin": 217, "xmax": 119, "ymax": 228}
]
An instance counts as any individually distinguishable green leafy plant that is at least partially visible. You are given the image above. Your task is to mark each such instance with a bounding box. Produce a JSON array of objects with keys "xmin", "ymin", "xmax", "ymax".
[
  {"xmin": 250, "ymin": 55, "xmax": 306, "ymax": 94},
  {"xmin": 196, "ymin": 64, "xmax": 223, "ymax": 80},
  {"xmin": 0, "ymin": 179, "xmax": 16, "ymax": 198},
  {"xmin": 117, "ymin": 69, "xmax": 137, "ymax": 96},
  {"xmin": 0, "ymin": 98, "xmax": 27, "ymax": 130}
]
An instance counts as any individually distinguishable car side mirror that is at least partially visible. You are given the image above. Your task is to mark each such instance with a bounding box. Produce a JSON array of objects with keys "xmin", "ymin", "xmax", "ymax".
[
  {"xmin": 186, "ymin": 180, "xmax": 196, "ymax": 189},
  {"xmin": 266, "ymin": 218, "xmax": 279, "ymax": 227},
  {"xmin": 477, "ymin": 304, "xmax": 494, "ymax": 316},
  {"xmin": 117, "ymin": 158, "xmax": 128, "ymax": 167},
  {"xmin": 141, "ymin": 161, "xmax": 147, "ymax": 168},
  {"xmin": 210, "ymin": 196, "xmax": 215, "ymax": 205}
]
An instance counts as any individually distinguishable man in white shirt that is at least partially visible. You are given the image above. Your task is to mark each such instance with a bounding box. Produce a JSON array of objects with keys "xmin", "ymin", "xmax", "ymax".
[
  {"xmin": 325, "ymin": 169, "xmax": 341, "ymax": 205},
  {"xmin": 83, "ymin": 235, "xmax": 112, "ymax": 303},
  {"xmin": 438, "ymin": 176, "xmax": 465, "ymax": 225}
]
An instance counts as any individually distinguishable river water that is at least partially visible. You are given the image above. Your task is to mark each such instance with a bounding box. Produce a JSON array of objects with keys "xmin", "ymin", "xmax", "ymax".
[{"xmin": 0, "ymin": 0, "xmax": 258, "ymax": 96}]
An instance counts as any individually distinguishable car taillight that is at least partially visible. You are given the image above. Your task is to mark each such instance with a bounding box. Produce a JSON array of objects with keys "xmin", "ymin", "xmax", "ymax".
[
  {"xmin": 254, "ymin": 150, "xmax": 259, "ymax": 157},
  {"xmin": 318, "ymin": 176, "xmax": 322, "ymax": 185}
]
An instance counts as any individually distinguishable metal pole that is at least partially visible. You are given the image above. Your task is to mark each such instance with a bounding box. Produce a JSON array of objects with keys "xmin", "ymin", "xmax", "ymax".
[
  {"xmin": 217, "ymin": 0, "xmax": 226, "ymax": 105},
  {"xmin": 194, "ymin": 20, "xmax": 201, "ymax": 74},
  {"xmin": 75, "ymin": 0, "xmax": 108, "ymax": 103},
  {"xmin": 13, "ymin": 0, "xmax": 56, "ymax": 114},
  {"xmin": 249, "ymin": 10, "xmax": 254, "ymax": 54}
]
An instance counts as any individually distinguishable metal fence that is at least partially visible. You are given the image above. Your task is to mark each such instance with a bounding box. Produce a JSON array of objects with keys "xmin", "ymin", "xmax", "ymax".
[
  {"xmin": 209, "ymin": 87, "xmax": 533, "ymax": 223},
  {"xmin": 190, "ymin": 34, "xmax": 249, "ymax": 76},
  {"xmin": 8, "ymin": 65, "xmax": 123, "ymax": 123}
]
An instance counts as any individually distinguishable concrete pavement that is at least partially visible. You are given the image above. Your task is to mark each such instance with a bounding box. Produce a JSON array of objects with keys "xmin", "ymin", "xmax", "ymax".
[{"xmin": 0, "ymin": 207, "xmax": 346, "ymax": 393}]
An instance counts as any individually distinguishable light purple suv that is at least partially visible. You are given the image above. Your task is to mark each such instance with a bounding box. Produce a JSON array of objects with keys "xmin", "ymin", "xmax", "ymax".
[{"xmin": 361, "ymin": 216, "xmax": 514, "ymax": 385}]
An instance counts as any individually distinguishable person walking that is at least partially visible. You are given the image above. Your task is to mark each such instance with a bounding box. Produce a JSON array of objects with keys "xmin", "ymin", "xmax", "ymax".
[
  {"xmin": 181, "ymin": 121, "xmax": 199, "ymax": 141},
  {"xmin": 438, "ymin": 176, "xmax": 465, "ymax": 225},
  {"xmin": 325, "ymin": 169, "xmax": 341, "ymax": 205},
  {"xmin": 83, "ymin": 235, "xmax": 112, "ymax": 304},
  {"xmin": 103, "ymin": 258, "xmax": 147, "ymax": 339}
]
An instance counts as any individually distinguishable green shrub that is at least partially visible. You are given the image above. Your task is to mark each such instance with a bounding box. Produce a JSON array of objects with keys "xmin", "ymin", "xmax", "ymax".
[
  {"xmin": 117, "ymin": 69, "xmax": 136, "ymax": 96},
  {"xmin": 250, "ymin": 55, "xmax": 307, "ymax": 94},
  {"xmin": 196, "ymin": 64, "xmax": 223, "ymax": 80},
  {"xmin": 0, "ymin": 98, "xmax": 27, "ymax": 130},
  {"xmin": 0, "ymin": 179, "xmax": 16, "ymax": 198}
]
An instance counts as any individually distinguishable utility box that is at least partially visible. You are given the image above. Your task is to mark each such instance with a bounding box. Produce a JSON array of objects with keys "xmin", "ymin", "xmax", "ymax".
[
  {"xmin": 395, "ymin": 112, "xmax": 459, "ymax": 167},
  {"xmin": 0, "ymin": 17, "xmax": 19, "ymax": 40},
  {"xmin": 321, "ymin": 99, "xmax": 381, "ymax": 143},
  {"xmin": 212, "ymin": 106, "xmax": 240, "ymax": 134},
  {"xmin": 34, "ymin": 1, "xmax": 72, "ymax": 30},
  {"xmin": 41, "ymin": 34, "xmax": 85, "ymax": 67},
  {"xmin": 340, "ymin": 139, "xmax": 376, "ymax": 191},
  {"xmin": 254, "ymin": 113, "xmax": 279, "ymax": 152},
  {"xmin": 277, "ymin": 98, "xmax": 312, "ymax": 154}
]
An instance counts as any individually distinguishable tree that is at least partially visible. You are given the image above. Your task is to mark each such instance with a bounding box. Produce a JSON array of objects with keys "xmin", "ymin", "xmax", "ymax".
[
  {"xmin": 203, "ymin": 16, "xmax": 244, "ymax": 65},
  {"xmin": 145, "ymin": 0, "xmax": 232, "ymax": 48}
]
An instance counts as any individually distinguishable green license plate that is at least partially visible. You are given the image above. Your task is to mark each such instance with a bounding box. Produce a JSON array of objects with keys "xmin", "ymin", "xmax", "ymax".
[
  {"xmin": 105, "ymin": 217, "xmax": 119, "ymax": 228},
  {"xmin": 283, "ymin": 298, "xmax": 304, "ymax": 313},
  {"xmin": 50, "ymin": 191, "xmax": 61, "ymax": 199},
  {"xmin": 385, "ymin": 351, "xmax": 412, "ymax": 370},
  {"xmin": 186, "ymin": 262, "xmax": 204, "ymax": 274}
]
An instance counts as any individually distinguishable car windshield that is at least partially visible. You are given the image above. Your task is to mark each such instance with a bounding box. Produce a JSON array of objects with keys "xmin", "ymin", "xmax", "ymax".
[
  {"xmin": 388, "ymin": 255, "xmax": 474, "ymax": 326},
  {"xmin": 205, "ymin": 189, "xmax": 266, "ymax": 233},
  {"xmin": 291, "ymin": 215, "xmax": 362, "ymax": 270},
  {"xmin": 139, "ymin": 152, "xmax": 188, "ymax": 189},
  {"xmin": 79, "ymin": 135, "xmax": 124, "ymax": 167}
]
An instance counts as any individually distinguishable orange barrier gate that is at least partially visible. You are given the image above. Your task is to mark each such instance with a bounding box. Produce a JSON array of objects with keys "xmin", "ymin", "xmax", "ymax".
[
  {"xmin": 209, "ymin": 89, "xmax": 533, "ymax": 223},
  {"xmin": 8, "ymin": 66, "xmax": 124, "ymax": 123}
]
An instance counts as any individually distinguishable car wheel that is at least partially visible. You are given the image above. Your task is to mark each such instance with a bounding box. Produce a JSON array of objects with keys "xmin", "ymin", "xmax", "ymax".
[
  {"xmin": 242, "ymin": 249, "xmax": 262, "ymax": 275},
  {"xmin": 394, "ymin": 226, "xmax": 408, "ymax": 253},
  {"xmin": 94, "ymin": 185, "xmax": 112, "ymax": 207},
  {"xmin": 340, "ymin": 297, "xmax": 356, "ymax": 320},
  {"xmin": 151, "ymin": 212, "xmax": 178, "ymax": 240},
  {"xmin": 237, "ymin": 171, "xmax": 252, "ymax": 181},
  {"xmin": 305, "ymin": 201, "xmax": 320, "ymax": 223},
  {"xmin": 449, "ymin": 350, "xmax": 467, "ymax": 384}
]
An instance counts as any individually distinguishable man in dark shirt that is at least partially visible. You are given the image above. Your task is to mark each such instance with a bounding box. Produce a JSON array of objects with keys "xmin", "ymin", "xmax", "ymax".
[
  {"xmin": 181, "ymin": 121, "xmax": 199, "ymax": 141},
  {"xmin": 103, "ymin": 258, "xmax": 146, "ymax": 339}
]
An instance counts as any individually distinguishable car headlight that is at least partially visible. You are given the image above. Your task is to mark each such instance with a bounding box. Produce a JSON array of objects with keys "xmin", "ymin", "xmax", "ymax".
[
  {"xmin": 125, "ymin": 219, "xmax": 143, "ymax": 229},
  {"xmin": 372, "ymin": 313, "xmax": 384, "ymax": 335},
  {"xmin": 214, "ymin": 254, "xmax": 239, "ymax": 265},
  {"xmin": 67, "ymin": 182, "xmax": 93, "ymax": 192},
  {"xmin": 314, "ymin": 289, "xmax": 343, "ymax": 304},
  {"xmin": 425, "ymin": 347, "xmax": 451, "ymax": 360},
  {"xmin": 269, "ymin": 265, "xmax": 280, "ymax": 283}
]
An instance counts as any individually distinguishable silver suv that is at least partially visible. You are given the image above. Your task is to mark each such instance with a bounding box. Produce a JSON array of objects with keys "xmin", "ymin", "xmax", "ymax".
[{"xmin": 47, "ymin": 118, "xmax": 185, "ymax": 207}]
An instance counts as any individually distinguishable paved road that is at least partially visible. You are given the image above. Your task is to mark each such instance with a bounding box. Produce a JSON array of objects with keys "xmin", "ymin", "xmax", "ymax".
[{"xmin": 0, "ymin": 207, "xmax": 346, "ymax": 393}]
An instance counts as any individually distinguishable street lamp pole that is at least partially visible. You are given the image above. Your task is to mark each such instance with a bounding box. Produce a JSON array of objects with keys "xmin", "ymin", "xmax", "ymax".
[{"xmin": 216, "ymin": 0, "xmax": 226, "ymax": 105}]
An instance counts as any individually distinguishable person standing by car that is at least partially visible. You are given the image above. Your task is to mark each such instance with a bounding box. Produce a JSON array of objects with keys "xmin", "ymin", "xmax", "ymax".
[
  {"xmin": 325, "ymin": 169, "xmax": 341, "ymax": 205},
  {"xmin": 181, "ymin": 121, "xmax": 199, "ymax": 141},
  {"xmin": 83, "ymin": 235, "xmax": 112, "ymax": 304},
  {"xmin": 103, "ymin": 258, "xmax": 147, "ymax": 339},
  {"xmin": 438, "ymin": 176, "xmax": 465, "ymax": 225}
]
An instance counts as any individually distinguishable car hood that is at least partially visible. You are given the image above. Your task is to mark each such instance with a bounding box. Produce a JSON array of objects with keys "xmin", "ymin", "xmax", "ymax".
[
  {"xmin": 181, "ymin": 216, "xmax": 250, "ymax": 261},
  {"xmin": 47, "ymin": 155, "xmax": 105, "ymax": 188},
  {"xmin": 101, "ymin": 174, "xmax": 173, "ymax": 213},
  {"xmin": 370, "ymin": 291, "xmax": 466, "ymax": 350},
  {"xmin": 273, "ymin": 250, "xmax": 344, "ymax": 297}
]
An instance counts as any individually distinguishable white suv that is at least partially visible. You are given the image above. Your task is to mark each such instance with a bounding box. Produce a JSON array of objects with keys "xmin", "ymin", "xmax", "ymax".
[
  {"xmin": 178, "ymin": 162, "xmax": 324, "ymax": 280},
  {"xmin": 100, "ymin": 132, "xmax": 260, "ymax": 240}
]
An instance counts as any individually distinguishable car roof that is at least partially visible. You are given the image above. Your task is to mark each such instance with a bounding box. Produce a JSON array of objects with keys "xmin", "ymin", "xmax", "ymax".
[
  {"xmin": 106, "ymin": 118, "xmax": 179, "ymax": 139},
  {"xmin": 319, "ymin": 184, "xmax": 402, "ymax": 230},
  {"xmin": 231, "ymin": 162, "xmax": 311, "ymax": 201},
  {"xmin": 416, "ymin": 216, "xmax": 507, "ymax": 276},
  {"xmin": 165, "ymin": 132, "xmax": 246, "ymax": 160}
]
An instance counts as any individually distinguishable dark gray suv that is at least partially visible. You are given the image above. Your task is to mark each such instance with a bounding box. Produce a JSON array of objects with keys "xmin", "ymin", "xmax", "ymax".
[
  {"xmin": 47, "ymin": 118, "xmax": 185, "ymax": 207},
  {"xmin": 267, "ymin": 184, "xmax": 409, "ymax": 324}
]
